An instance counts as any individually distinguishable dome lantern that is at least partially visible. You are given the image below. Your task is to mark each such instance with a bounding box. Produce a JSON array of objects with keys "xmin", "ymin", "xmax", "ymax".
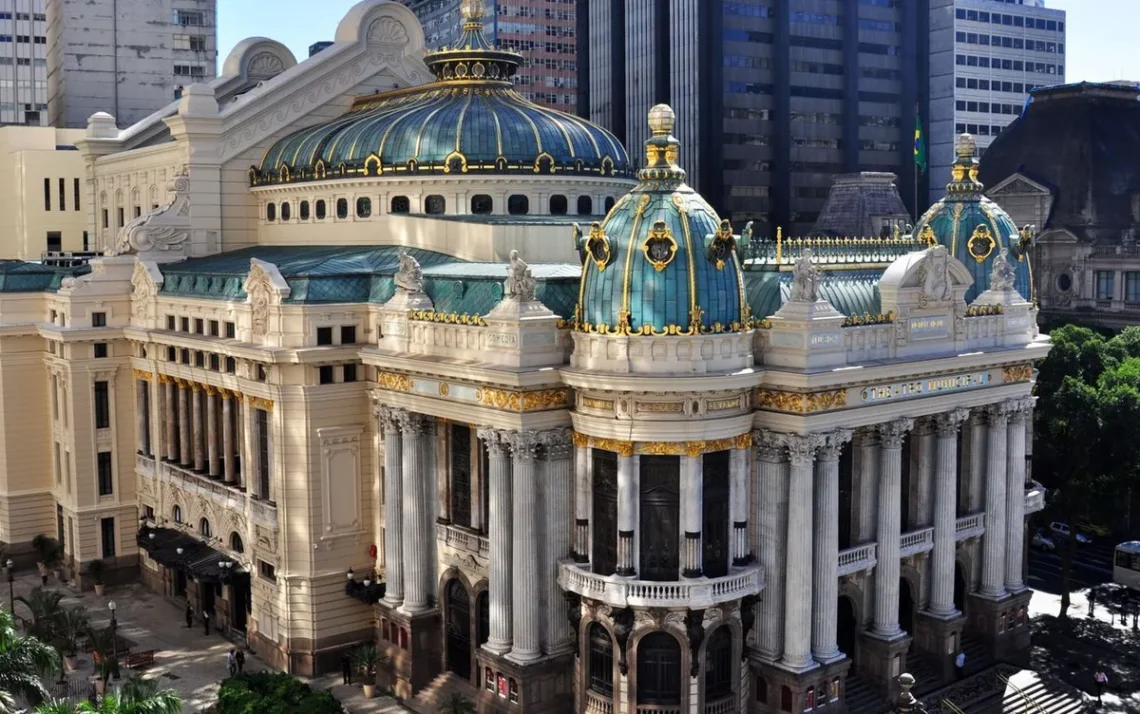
[{"xmin": 423, "ymin": 0, "xmax": 521, "ymax": 83}]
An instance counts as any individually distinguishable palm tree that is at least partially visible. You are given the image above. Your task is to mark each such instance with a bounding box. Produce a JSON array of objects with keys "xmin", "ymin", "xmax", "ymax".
[
  {"xmin": 437, "ymin": 692, "xmax": 476, "ymax": 714},
  {"xmin": 15, "ymin": 586, "xmax": 66, "ymax": 644},
  {"xmin": 0, "ymin": 607, "xmax": 61, "ymax": 713},
  {"xmin": 33, "ymin": 677, "xmax": 181, "ymax": 714}
]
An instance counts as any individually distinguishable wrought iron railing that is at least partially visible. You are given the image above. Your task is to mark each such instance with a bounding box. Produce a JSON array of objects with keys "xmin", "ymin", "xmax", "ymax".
[{"xmin": 741, "ymin": 227, "xmax": 932, "ymax": 269}]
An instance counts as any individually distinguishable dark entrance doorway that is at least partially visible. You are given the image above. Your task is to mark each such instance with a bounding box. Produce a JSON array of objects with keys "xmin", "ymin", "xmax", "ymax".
[
  {"xmin": 201, "ymin": 579, "xmax": 216, "ymax": 616},
  {"xmin": 899, "ymin": 577, "xmax": 916, "ymax": 635},
  {"xmin": 954, "ymin": 562, "xmax": 967, "ymax": 613},
  {"xmin": 231, "ymin": 574, "xmax": 250, "ymax": 632},
  {"xmin": 476, "ymin": 590, "xmax": 489, "ymax": 648},
  {"xmin": 445, "ymin": 579, "xmax": 472, "ymax": 679},
  {"xmin": 837, "ymin": 596, "xmax": 858, "ymax": 666},
  {"xmin": 702, "ymin": 451, "xmax": 730, "ymax": 578},
  {"xmin": 592, "ymin": 450, "xmax": 618, "ymax": 575},
  {"xmin": 173, "ymin": 568, "xmax": 187, "ymax": 597},
  {"xmin": 640, "ymin": 455, "xmax": 680, "ymax": 581}
]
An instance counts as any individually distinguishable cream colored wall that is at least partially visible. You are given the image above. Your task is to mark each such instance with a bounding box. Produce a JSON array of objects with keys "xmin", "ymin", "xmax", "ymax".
[
  {"xmin": 90, "ymin": 144, "xmax": 185, "ymax": 254},
  {"xmin": 0, "ymin": 332, "xmax": 53, "ymax": 546},
  {"xmin": 0, "ymin": 127, "xmax": 88, "ymax": 260}
]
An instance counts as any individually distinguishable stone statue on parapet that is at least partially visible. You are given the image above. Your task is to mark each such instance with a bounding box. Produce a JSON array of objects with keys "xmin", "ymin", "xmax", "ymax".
[
  {"xmin": 394, "ymin": 249, "xmax": 424, "ymax": 293},
  {"xmin": 991, "ymin": 247, "xmax": 1017, "ymax": 292},
  {"xmin": 572, "ymin": 222, "xmax": 586, "ymax": 263},
  {"xmin": 506, "ymin": 249, "xmax": 537, "ymax": 302},
  {"xmin": 789, "ymin": 248, "xmax": 822, "ymax": 303}
]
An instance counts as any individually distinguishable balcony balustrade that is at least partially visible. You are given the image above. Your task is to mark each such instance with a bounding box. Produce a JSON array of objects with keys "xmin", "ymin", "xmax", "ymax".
[
  {"xmin": 899, "ymin": 527, "xmax": 934, "ymax": 558},
  {"xmin": 955, "ymin": 512, "xmax": 985, "ymax": 541},
  {"xmin": 558, "ymin": 561, "xmax": 764, "ymax": 610},
  {"xmin": 837, "ymin": 542, "xmax": 877, "ymax": 576},
  {"xmin": 436, "ymin": 524, "xmax": 489, "ymax": 558}
]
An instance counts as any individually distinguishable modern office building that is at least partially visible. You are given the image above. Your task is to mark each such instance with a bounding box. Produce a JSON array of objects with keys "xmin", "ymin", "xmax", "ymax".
[
  {"xmin": 0, "ymin": 0, "xmax": 49, "ymax": 126},
  {"xmin": 578, "ymin": 0, "xmax": 930, "ymax": 236},
  {"xmin": 45, "ymin": 0, "xmax": 218, "ymax": 129},
  {"xmin": 928, "ymin": 0, "xmax": 1065, "ymax": 204},
  {"xmin": 0, "ymin": 124, "xmax": 88, "ymax": 260},
  {"xmin": 400, "ymin": 0, "xmax": 578, "ymax": 113}
]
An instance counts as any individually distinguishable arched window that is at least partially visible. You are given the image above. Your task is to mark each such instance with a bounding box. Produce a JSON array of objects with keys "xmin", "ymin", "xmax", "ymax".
[
  {"xmin": 577, "ymin": 195, "xmax": 593, "ymax": 215},
  {"xmin": 356, "ymin": 196, "xmax": 372, "ymax": 218},
  {"xmin": 315, "ymin": 199, "xmax": 327, "ymax": 220},
  {"xmin": 391, "ymin": 196, "xmax": 410, "ymax": 214},
  {"xmin": 230, "ymin": 532, "xmax": 244, "ymax": 553},
  {"xmin": 636, "ymin": 632, "xmax": 682, "ymax": 705},
  {"xmin": 280, "ymin": 202, "xmax": 291, "ymax": 221},
  {"xmin": 604, "ymin": 196, "xmax": 616, "ymax": 213},
  {"xmin": 199, "ymin": 518, "xmax": 211, "ymax": 538},
  {"xmin": 471, "ymin": 195, "xmax": 493, "ymax": 215},
  {"xmin": 508, "ymin": 195, "xmax": 530, "ymax": 215},
  {"xmin": 265, "ymin": 203, "xmax": 276, "ymax": 222},
  {"xmin": 299, "ymin": 200, "xmax": 310, "ymax": 220},
  {"xmin": 588, "ymin": 623, "xmax": 614, "ymax": 696},
  {"xmin": 705, "ymin": 626, "xmax": 733, "ymax": 699},
  {"xmin": 172, "ymin": 505, "xmax": 182, "ymax": 524},
  {"xmin": 336, "ymin": 198, "xmax": 348, "ymax": 219},
  {"xmin": 425, "ymin": 195, "xmax": 446, "ymax": 215},
  {"xmin": 549, "ymin": 195, "xmax": 568, "ymax": 215}
]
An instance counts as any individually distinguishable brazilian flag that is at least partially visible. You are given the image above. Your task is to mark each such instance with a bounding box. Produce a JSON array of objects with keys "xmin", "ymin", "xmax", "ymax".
[{"xmin": 914, "ymin": 114, "xmax": 927, "ymax": 175}]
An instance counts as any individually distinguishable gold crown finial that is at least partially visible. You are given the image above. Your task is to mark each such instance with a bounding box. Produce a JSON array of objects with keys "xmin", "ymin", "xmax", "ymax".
[
  {"xmin": 647, "ymin": 104, "xmax": 675, "ymax": 136},
  {"xmin": 461, "ymin": 0, "xmax": 486, "ymax": 23},
  {"xmin": 955, "ymin": 132, "xmax": 977, "ymax": 160}
]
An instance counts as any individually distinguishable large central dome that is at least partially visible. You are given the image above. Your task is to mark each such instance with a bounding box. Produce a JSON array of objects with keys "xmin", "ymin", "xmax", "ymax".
[{"xmin": 253, "ymin": 1, "xmax": 629, "ymax": 185}]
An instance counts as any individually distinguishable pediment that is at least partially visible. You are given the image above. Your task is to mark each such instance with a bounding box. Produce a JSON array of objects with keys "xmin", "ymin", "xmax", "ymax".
[
  {"xmin": 879, "ymin": 246, "xmax": 974, "ymax": 315},
  {"xmin": 987, "ymin": 173, "xmax": 1053, "ymax": 198}
]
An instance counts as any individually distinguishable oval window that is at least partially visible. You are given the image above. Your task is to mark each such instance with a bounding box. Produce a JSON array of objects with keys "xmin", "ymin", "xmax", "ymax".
[
  {"xmin": 391, "ymin": 196, "xmax": 410, "ymax": 214},
  {"xmin": 280, "ymin": 202, "xmax": 291, "ymax": 221},
  {"xmin": 357, "ymin": 196, "xmax": 372, "ymax": 218},
  {"xmin": 508, "ymin": 195, "xmax": 530, "ymax": 215},
  {"xmin": 425, "ymin": 195, "xmax": 446, "ymax": 215},
  {"xmin": 315, "ymin": 199, "xmax": 327, "ymax": 220},
  {"xmin": 549, "ymin": 195, "xmax": 568, "ymax": 215},
  {"xmin": 266, "ymin": 203, "xmax": 276, "ymax": 222},
  {"xmin": 299, "ymin": 200, "xmax": 310, "ymax": 220},
  {"xmin": 336, "ymin": 198, "xmax": 348, "ymax": 219},
  {"xmin": 1057, "ymin": 274, "xmax": 1072, "ymax": 292}
]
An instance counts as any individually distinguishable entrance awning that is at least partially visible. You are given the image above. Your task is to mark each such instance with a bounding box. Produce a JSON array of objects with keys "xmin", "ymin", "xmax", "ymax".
[{"xmin": 136, "ymin": 527, "xmax": 245, "ymax": 582}]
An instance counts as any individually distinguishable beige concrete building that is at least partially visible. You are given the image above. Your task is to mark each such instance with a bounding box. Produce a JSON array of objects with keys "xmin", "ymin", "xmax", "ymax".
[
  {"xmin": 0, "ymin": 124, "xmax": 88, "ymax": 260},
  {"xmin": 0, "ymin": 2, "xmax": 1053, "ymax": 712}
]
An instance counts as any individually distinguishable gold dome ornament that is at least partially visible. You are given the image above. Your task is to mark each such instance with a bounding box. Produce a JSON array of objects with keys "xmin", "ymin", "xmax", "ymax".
[
  {"xmin": 647, "ymin": 104, "xmax": 676, "ymax": 135},
  {"xmin": 461, "ymin": 0, "xmax": 487, "ymax": 24}
]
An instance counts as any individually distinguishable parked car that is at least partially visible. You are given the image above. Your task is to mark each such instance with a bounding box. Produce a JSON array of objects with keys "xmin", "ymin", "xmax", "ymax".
[
  {"xmin": 1050, "ymin": 521, "xmax": 1092, "ymax": 545},
  {"xmin": 1032, "ymin": 528, "xmax": 1056, "ymax": 552},
  {"xmin": 1076, "ymin": 520, "xmax": 1112, "ymax": 539}
]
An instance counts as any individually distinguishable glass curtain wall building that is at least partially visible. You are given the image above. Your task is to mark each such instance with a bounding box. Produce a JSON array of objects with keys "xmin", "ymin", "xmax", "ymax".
[{"xmin": 578, "ymin": 0, "xmax": 930, "ymax": 236}]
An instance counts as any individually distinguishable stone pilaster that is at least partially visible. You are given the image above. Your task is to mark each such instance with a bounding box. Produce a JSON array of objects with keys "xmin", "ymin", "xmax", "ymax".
[
  {"xmin": 508, "ymin": 431, "xmax": 542, "ymax": 662},
  {"xmin": 135, "ymin": 378, "xmax": 148, "ymax": 454},
  {"xmin": 930, "ymin": 409, "xmax": 970, "ymax": 617},
  {"xmin": 191, "ymin": 384, "xmax": 205, "ymax": 472},
  {"xmin": 681, "ymin": 450, "xmax": 703, "ymax": 578},
  {"xmin": 206, "ymin": 388, "xmax": 220, "ymax": 477},
  {"xmin": 872, "ymin": 418, "xmax": 914, "ymax": 639},
  {"xmin": 479, "ymin": 427, "xmax": 513, "ymax": 655},
  {"xmin": 731, "ymin": 435, "xmax": 752, "ymax": 565},
  {"xmin": 399, "ymin": 412, "xmax": 432, "ymax": 614},
  {"xmin": 980, "ymin": 403, "xmax": 1010, "ymax": 599},
  {"xmin": 164, "ymin": 379, "xmax": 177, "ymax": 462},
  {"xmin": 616, "ymin": 448, "xmax": 637, "ymax": 576},
  {"xmin": 782, "ymin": 433, "xmax": 822, "ymax": 672},
  {"xmin": 178, "ymin": 382, "xmax": 191, "ymax": 467},
  {"xmin": 812, "ymin": 429, "xmax": 852, "ymax": 664},
  {"xmin": 572, "ymin": 433, "xmax": 589, "ymax": 562},
  {"xmin": 542, "ymin": 429, "xmax": 574, "ymax": 654},
  {"xmin": 378, "ymin": 405, "xmax": 404, "ymax": 607},
  {"xmin": 755, "ymin": 430, "xmax": 789, "ymax": 661},
  {"xmin": 1005, "ymin": 398, "xmax": 1031, "ymax": 593},
  {"xmin": 222, "ymin": 392, "xmax": 236, "ymax": 484}
]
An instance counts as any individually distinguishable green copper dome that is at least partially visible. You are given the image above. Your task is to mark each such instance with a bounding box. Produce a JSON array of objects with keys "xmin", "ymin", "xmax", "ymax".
[
  {"xmin": 913, "ymin": 133, "xmax": 1034, "ymax": 303},
  {"xmin": 572, "ymin": 105, "xmax": 747, "ymax": 336},
  {"xmin": 253, "ymin": 1, "xmax": 629, "ymax": 186}
]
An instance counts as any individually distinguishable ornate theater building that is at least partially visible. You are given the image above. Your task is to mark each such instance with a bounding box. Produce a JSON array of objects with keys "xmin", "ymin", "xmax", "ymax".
[{"xmin": 0, "ymin": 1, "xmax": 1049, "ymax": 713}]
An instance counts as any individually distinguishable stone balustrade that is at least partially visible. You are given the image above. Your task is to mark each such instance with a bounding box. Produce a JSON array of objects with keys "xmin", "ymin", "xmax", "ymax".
[
  {"xmin": 136, "ymin": 454, "xmax": 156, "ymax": 480},
  {"xmin": 1025, "ymin": 484, "xmax": 1046, "ymax": 514},
  {"xmin": 704, "ymin": 697, "xmax": 736, "ymax": 714},
  {"xmin": 586, "ymin": 691, "xmax": 613, "ymax": 714},
  {"xmin": 436, "ymin": 523, "xmax": 490, "ymax": 558},
  {"xmin": 636, "ymin": 706, "xmax": 681, "ymax": 714},
  {"xmin": 955, "ymin": 512, "xmax": 985, "ymax": 541},
  {"xmin": 899, "ymin": 527, "xmax": 934, "ymax": 558},
  {"xmin": 158, "ymin": 461, "xmax": 246, "ymax": 514},
  {"xmin": 558, "ymin": 562, "xmax": 764, "ymax": 609},
  {"xmin": 837, "ymin": 542, "xmax": 877, "ymax": 576}
]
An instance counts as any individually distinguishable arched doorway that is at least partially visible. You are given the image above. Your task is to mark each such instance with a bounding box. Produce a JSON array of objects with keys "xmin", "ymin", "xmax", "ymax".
[
  {"xmin": 837, "ymin": 596, "xmax": 858, "ymax": 665},
  {"xmin": 445, "ymin": 579, "xmax": 472, "ymax": 679},
  {"xmin": 954, "ymin": 562, "xmax": 967, "ymax": 613},
  {"xmin": 637, "ymin": 632, "xmax": 682, "ymax": 706},
  {"xmin": 704, "ymin": 626, "xmax": 733, "ymax": 702},
  {"xmin": 899, "ymin": 578, "xmax": 916, "ymax": 635}
]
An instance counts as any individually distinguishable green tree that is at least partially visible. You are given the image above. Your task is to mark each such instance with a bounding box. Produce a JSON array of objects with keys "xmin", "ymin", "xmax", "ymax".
[
  {"xmin": 34, "ymin": 678, "xmax": 181, "ymax": 714},
  {"xmin": 0, "ymin": 606, "xmax": 61, "ymax": 712},
  {"xmin": 14, "ymin": 587, "xmax": 66, "ymax": 645},
  {"xmin": 437, "ymin": 692, "xmax": 476, "ymax": 714}
]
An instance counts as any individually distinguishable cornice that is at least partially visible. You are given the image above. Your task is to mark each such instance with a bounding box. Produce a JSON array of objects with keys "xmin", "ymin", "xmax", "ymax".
[
  {"xmin": 249, "ymin": 174, "xmax": 636, "ymax": 195},
  {"xmin": 360, "ymin": 347, "xmax": 562, "ymax": 389}
]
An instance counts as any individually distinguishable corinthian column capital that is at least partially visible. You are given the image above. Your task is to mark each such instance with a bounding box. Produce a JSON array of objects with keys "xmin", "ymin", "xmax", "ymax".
[
  {"xmin": 876, "ymin": 417, "xmax": 915, "ymax": 449},
  {"xmin": 541, "ymin": 428, "xmax": 574, "ymax": 460},
  {"xmin": 397, "ymin": 411, "xmax": 431, "ymax": 435},
  {"xmin": 1006, "ymin": 396, "xmax": 1035, "ymax": 422},
  {"xmin": 816, "ymin": 429, "xmax": 853, "ymax": 461},
  {"xmin": 375, "ymin": 404, "xmax": 405, "ymax": 432},
  {"xmin": 934, "ymin": 407, "xmax": 971, "ymax": 437},
  {"xmin": 477, "ymin": 426, "xmax": 510, "ymax": 455},
  {"xmin": 753, "ymin": 430, "xmax": 790, "ymax": 462},
  {"xmin": 786, "ymin": 433, "xmax": 827, "ymax": 465},
  {"xmin": 506, "ymin": 430, "xmax": 543, "ymax": 460},
  {"xmin": 985, "ymin": 401, "xmax": 1012, "ymax": 427}
]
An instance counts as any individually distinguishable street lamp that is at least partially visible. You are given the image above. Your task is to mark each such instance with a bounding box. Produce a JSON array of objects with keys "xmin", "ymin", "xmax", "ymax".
[
  {"xmin": 108, "ymin": 600, "xmax": 119, "ymax": 680},
  {"xmin": 5, "ymin": 559, "xmax": 14, "ymax": 613}
]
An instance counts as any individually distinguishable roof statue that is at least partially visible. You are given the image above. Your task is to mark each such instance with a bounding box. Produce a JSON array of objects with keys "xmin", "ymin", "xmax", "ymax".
[
  {"xmin": 921, "ymin": 245, "xmax": 953, "ymax": 305},
  {"xmin": 394, "ymin": 249, "xmax": 424, "ymax": 293},
  {"xmin": 789, "ymin": 249, "xmax": 822, "ymax": 303},
  {"xmin": 506, "ymin": 249, "xmax": 536, "ymax": 302},
  {"xmin": 991, "ymin": 247, "xmax": 1017, "ymax": 292}
]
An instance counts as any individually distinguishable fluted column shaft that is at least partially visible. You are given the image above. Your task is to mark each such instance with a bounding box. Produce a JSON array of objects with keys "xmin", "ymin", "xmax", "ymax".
[
  {"xmin": 782, "ymin": 434, "xmax": 820, "ymax": 671},
  {"xmin": 573, "ymin": 436, "xmax": 590, "ymax": 562},
  {"xmin": 912, "ymin": 426, "xmax": 936, "ymax": 528},
  {"xmin": 756, "ymin": 432, "xmax": 789, "ymax": 661},
  {"xmin": 164, "ymin": 381, "xmax": 177, "ymax": 462},
  {"xmin": 855, "ymin": 432, "xmax": 880, "ymax": 544},
  {"xmin": 178, "ymin": 384, "xmax": 191, "ymax": 467},
  {"xmin": 980, "ymin": 405, "xmax": 1009, "ymax": 599},
  {"xmin": 191, "ymin": 386, "xmax": 205, "ymax": 471},
  {"xmin": 1005, "ymin": 401, "xmax": 1030, "ymax": 592},
  {"xmin": 544, "ymin": 431, "xmax": 574, "ymax": 653},
  {"xmin": 379, "ymin": 407, "xmax": 404, "ymax": 606},
  {"xmin": 616, "ymin": 449, "xmax": 637, "ymax": 576},
  {"xmin": 206, "ymin": 389, "xmax": 220, "ymax": 477},
  {"xmin": 509, "ymin": 432, "xmax": 541, "ymax": 662},
  {"xmin": 681, "ymin": 453, "xmax": 703, "ymax": 578},
  {"xmin": 222, "ymin": 393, "xmax": 236, "ymax": 484},
  {"xmin": 136, "ymin": 379, "xmax": 147, "ymax": 454},
  {"xmin": 812, "ymin": 430, "xmax": 852, "ymax": 663},
  {"xmin": 872, "ymin": 418, "xmax": 913, "ymax": 639},
  {"xmin": 731, "ymin": 442, "xmax": 751, "ymax": 565},
  {"xmin": 479, "ymin": 428, "xmax": 512, "ymax": 654},
  {"xmin": 400, "ymin": 413, "xmax": 432, "ymax": 613},
  {"xmin": 930, "ymin": 409, "xmax": 970, "ymax": 617}
]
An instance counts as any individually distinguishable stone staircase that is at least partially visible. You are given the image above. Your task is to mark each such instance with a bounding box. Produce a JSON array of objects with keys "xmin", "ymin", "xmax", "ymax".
[
  {"xmin": 959, "ymin": 633, "xmax": 994, "ymax": 676},
  {"xmin": 907, "ymin": 651, "xmax": 943, "ymax": 696},
  {"xmin": 846, "ymin": 672, "xmax": 889, "ymax": 714},
  {"xmin": 925, "ymin": 667, "xmax": 1091, "ymax": 714},
  {"xmin": 409, "ymin": 672, "xmax": 479, "ymax": 714}
]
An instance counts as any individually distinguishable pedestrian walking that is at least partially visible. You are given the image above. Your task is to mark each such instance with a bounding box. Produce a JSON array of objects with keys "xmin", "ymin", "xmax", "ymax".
[
  {"xmin": 1094, "ymin": 669, "xmax": 1109, "ymax": 705},
  {"xmin": 955, "ymin": 651, "xmax": 966, "ymax": 680},
  {"xmin": 235, "ymin": 649, "xmax": 246, "ymax": 674},
  {"xmin": 227, "ymin": 649, "xmax": 237, "ymax": 677},
  {"xmin": 185, "ymin": 603, "xmax": 193, "ymax": 628},
  {"xmin": 341, "ymin": 652, "xmax": 352, "ymax": 685},
  {"xmin": 203, "ymin": 609, "xmax": 210, "ymax": 635}
]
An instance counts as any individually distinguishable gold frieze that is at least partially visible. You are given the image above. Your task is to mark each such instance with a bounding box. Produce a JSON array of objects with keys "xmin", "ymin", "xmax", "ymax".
[
  {"xmin": 377, "ymin": 371, "xmax": 413, "ymax": 392},
  {"xmin": 1002, "ymin": 364, "xmax": 1033, "ymax": 384}
]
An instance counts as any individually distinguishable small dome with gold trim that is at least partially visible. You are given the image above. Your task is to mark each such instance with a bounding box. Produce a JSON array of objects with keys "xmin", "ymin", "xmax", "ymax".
[
  {"xmin": 572, "ymin": 105, "xmax": 748, "ymax": 336},
  {"xmin": 913, "ymin": 133, "xmax": 1034, "ymax": 302},
  {"xmin": 253, "ymin": 0, "xmax": 629, "ymax": 185}
]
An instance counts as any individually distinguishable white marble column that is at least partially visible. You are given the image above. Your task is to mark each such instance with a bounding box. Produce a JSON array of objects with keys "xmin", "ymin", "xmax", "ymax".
[
  {"xmin": 854, "ymin": 430, "xmax": 880, "ymax": 544},
  {"xmin": 178, "ymin": 383, "xmax": 192, "ymax": 467},
  {"xmin": 782, "ymin": 434, "xmax": 822, "ymax": 671},
  {"xmin": 980, "ymin": 403, "xmax": 1010, "ymax": 599},
  {"xmin": 135, "ymin": 378, "xmax": 148, "ymax": 454},
  {"xmin": 573, "ymin": 434, "xmax": 590, "ymax": 562},
  {"xmin": 731, "ymin": 437, "xmax": 751, "ymax": 565},
  {"xmin": 543, "ymin": 429, "xmax": 574, "ymax": 654},
  {"xmin": 478, "ymin": 427, "xmax": 512, "ymax": 654},
  {"xmin": 509, "ymin": 431, "xmax": 542, "ymax": 662},
  {"xmin": 616, "ymin": 447, "xmax": 637, "ymax": 576},
  {"xmin": 191, "ymin": 385, "xmax": 205, "ymax": 471},
  {"xmin": 812, "ymin": 429, "xmax": 852, "ymax": 663},
  {"xmin": 930, "ymin": 409, "xmax": 970, "ymax": 618},
  {"xmin": 755, "ymin": 431, "xmax": 789, "ymax": 661},
  {"xmin": 222, "ymin": 392, "xmax": 236, "ymax": 484},
  {"xmin": 399, "ymin": 412, "xmax": 432, "ymax": 613},
  {"xmin": 911, "ymin": 422, "xmax": 936, "ymax": 528},
  {"xmin": 966, "ymin": 415, "xmax": 987, "ymax": 513},
  {"xmin": 206, "ymin": 388, "xmax": 220, "ymax": 478},
  {"xmin": 1005, "ymin": 398, "xmax": 1031, "ymax": 593},
  {"xmin": 681, "ymin": 452, "xmax": 703, "ymax": 578},
  {"xmin": 164, "ymin": 379, "xmax": 177, "ymax": 462},
  {"xmin": 872, "ymin": 418, "xmax": 913, "ymax": 639},
  {"xmin": 378, "ymin": 406, "xmax": 404, "ymax": 606}
]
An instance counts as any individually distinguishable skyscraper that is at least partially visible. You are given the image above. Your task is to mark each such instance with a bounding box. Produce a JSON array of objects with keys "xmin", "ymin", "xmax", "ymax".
[
  {"xmin": 579, "ymin": 0, "xmax": 930, "ymax": 236},
  {"xmin": 0, "ymin": 0, "xmax": 49, "ymax": 126},
  {"xmin": 46, "ymin": 0, "xmax": 217, "ymax": 129},
  {"xmin": 400, "ymin": 0, "xmax": 578, "ymax": 113}
]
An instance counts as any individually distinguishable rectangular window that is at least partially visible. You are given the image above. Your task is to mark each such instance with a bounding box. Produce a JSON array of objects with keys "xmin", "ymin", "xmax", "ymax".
[
  {"xmin": 316, "ymin": 326, "xmax": 333, "ymax": 345},
  {"xmin": 91, "ymin": 312, "xmax": 106, "ymax": 327},
  {"xmin": 93, "ymin": 343, "xmax": 108, "ymax": 358},
  {"xmin": 100, "ymin": 517, "xmax": 116, "ymax": 557},
  {"xmin": 174, "ymin": 9, "xmax": 205, "ymax": 25},
  {"xmin": 46, "ymin": 232, "xmax": 62, "ymax": 252},
  {"xmin": 194, "ymin": 318, "xmax": 204, "ymax": 334},
  {"xmin": 225, "ymin": 356, "xmax": 236, "ymax": 373},
  {"xmin": 319, "ymin": 365, "xmax": 334, "ymax": 384},
  {"xmin": 102, "ymin": 209, "xmax": 109, "ymax": 228},
  {"xmin": 1096, "ymin": 271, "xmax": 1116, "ymax": 301},
  {"xmin": 343, "ymin": 364, "xmax": 357, "ymax": 382},
  {"xmin": 97, "ymin": 451, "xmax": 113, "ymax": 495},
  {"xmin": 225, "ymin": 321, "xmax": 235, "ymax": 338},
  {"xmin": 166, "ymin": 315, "xmax": 176, "ymax": 330},
  {"xmin": 74, "ymin": 178, "xmax": 80, "ymax": 212},
  {"xmin": 194, "ymin": 351, "xmax": 204, "ymax": 368},
  {"xmin": 256, "ymin": 409, "xmax": 270, "ymax": 500},
  {"xmin": 94, "ymin": 380, "xmax": 110, "ymax": 428},
  {"xmin": 209, "ymin": 320, "xmax": 219, "ymax": 337},
  {"xmin": 167, "ymin": 346, "xmax": 176, "ymax": 362},
  {"xmin": 209, "ymin": 354, "xmax": 220, "ymax": 371},
  {"xmin": 43, "ymin": 177, "xmax": 50, "ymax": 211},
  {"xmin": 180, "ymin": 317, "xmax": 189, "ymax": 332},
  {"xmin": 117, "ymin": 207, "xmax": 124, "ymax": 227},
  {"xmin": 58, "ymin": 177, "xmax": 65, "ymax": 211},
  {"xmin": 1125, "ymin": 272, "xmax": 1140, "ymax": 303},
  {"xmin": 258, "ymin": 559, "xmax": 276, "ymax": 581},
  {"xmin": 82, "ymin": 231, "xmax": 89, "ymax": 251},
  {"xmin": 340, "ymin": 325, "xmax": 356, "ymax": 344},
  {"xmin": 180, "ymin": 349, "xmax": 190, "ymax": 365},
  {"xmin": 450, "ymin": 424, "xmax": 472, "ymax": 527}
]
